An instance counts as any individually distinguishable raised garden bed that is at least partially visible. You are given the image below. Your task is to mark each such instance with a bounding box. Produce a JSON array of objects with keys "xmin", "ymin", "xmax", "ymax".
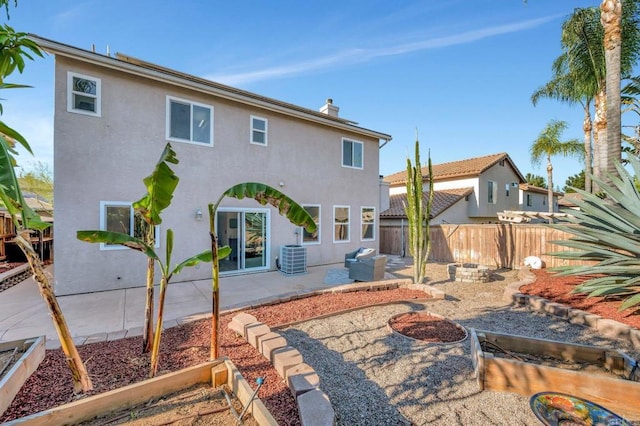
[
  {"xmin": 3, "ymin": 358, "xmax": 277, "ymax": 426},
  {"xmin": 0, "ymin": 336, "xmax": 45, "ymax": 416},
  {"xmin": 470, "ymin": 329, "xmax": 640, "ymax": 421}
]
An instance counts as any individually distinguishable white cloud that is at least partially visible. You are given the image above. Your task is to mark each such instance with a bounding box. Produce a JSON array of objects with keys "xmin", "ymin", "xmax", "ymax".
[{"xmin": 207, "ymin": 15, "xmax": 561, "ymax": 86}]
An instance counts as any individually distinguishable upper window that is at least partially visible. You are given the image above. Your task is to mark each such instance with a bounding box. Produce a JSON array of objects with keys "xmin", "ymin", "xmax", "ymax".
[
  {"xmin": 167, "ymin": 96, "xmax": 213, "ymax": 146},
  {"xmin": 67, "ymin": 72, "xmax": 101, "ymax": 116},
  {"xmin": 487, "ymin": 181, "xmax": 497, "ymax": 204},
  {"xmin": 342, "ymin": 138, "xmax": 363, "ymax": 169},
  {"xmin": 333, "ymin": 205, "xmax": 350, "ymax": 243},
  {"xmin": 505, "ymin": 183, "xmax": 510, "ymax": 197},
  {"xmin": 250, "ymin": 115, "xmax": 268, "ymax": 146},
  {"xmin": 361, "ymin": 207, "xmax": 375, "ymax": 241},
  {"xmin": 526, "ymin": 194, "xmax": 533, "ymax": 207},
  {"xmin": 100, "ymin": 201, "xmax": 158, "ymax": 250},
  {"xmin": 301, "ymin": 204, "xmax": 320, "ymax": 245}
]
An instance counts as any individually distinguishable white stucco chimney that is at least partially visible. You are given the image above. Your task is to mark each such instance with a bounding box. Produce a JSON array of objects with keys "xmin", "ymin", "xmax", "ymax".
[{"xmin": 319, "ymin": 98, "xmax": 339, "ymax": 117}]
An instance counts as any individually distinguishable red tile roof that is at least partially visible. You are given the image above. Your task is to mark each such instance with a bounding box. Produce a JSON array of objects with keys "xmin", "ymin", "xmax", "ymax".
[
  {"xmin": 381, "ymin": 187, "xmax": 474, "ymax": 219},
  {"xmin": 384, "ymin": 152, "xmax": 525, "ymax": 186}
]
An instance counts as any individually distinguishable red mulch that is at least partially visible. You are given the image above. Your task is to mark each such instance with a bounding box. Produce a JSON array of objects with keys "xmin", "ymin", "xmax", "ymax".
[
  {"xmin": 0, "ymin": 288, "xmax": 426, "ymax": 425},
  {"xmin": 519, "ymin": 269, "xmax": 640, "ymax": 329}
]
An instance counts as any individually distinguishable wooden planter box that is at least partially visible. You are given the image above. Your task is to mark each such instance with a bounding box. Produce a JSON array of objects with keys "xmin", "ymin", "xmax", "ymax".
[
  {"xmin": 4, "ymin": 358, "xmax": 277, "ymax": 426},
  {"xmin": 0, "ymin": 336, "xmax": 46, "ymax": 416},
  {"xmin": 470, "ymin": 329, "xmax": 640, "ymax": 421}
]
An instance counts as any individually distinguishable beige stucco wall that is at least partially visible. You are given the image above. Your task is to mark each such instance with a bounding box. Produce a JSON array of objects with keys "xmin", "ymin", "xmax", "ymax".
[
  {"xmin": 53, "ymin": 57, "xmax": 383, "ymax": 294},
  {"xmin": 473, "ymin": 163, "xmax": 521, "ymax": 219}
]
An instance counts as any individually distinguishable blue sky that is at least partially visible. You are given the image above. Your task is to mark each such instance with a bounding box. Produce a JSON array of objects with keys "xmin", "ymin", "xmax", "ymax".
[{"xmin": 4, "ymin": 0, "xmax": 636, "ymax": 189}]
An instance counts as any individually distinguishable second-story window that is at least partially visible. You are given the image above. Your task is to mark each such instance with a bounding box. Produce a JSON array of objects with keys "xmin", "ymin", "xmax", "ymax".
[
  {"xmin": 251, "ymin": 116, "xmax": 268, "ymax": 145},
  {"xmin": 68, "ymin": 72, "xmax": 101, "ymax": 116},
  {"xmin": 167, "ymin": 96, "xmax": 213, "ymax": 146},
  {"xmin": 342, "ymin": 138, "xmax": 363, "ymax": 169},
  {"xmin": 488, "ymin": 181, "xmax": 497, "ymax": 204}
]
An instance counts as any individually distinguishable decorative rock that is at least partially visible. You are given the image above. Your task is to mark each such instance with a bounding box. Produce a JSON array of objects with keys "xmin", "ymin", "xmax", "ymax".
[
  {"xmin": 258, "ymin": 332, "xmax": 288, "ymax": 362},
  {"xmin": 272, "ymin": 346, "xmax": 303, "ymax": 378},
  {"xmin": 297, "ymin": 389, "xmax": 335, "ymax": 426},
  {"xmin": 228, "ymin": 312, "xmax": 258, "ymax": 337},
  {"xmin": 245, "ymin": 323, "xmax": 271, "ymax": 348},
  {"xmin": 287, "ymin": 363, "xmax": 320, "ymax": 397}
]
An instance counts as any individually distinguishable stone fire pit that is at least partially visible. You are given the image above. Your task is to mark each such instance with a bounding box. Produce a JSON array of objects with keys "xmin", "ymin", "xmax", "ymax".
[{"xmin": 447, "ymin": 263, "xmax": 491, "ymax": 283}]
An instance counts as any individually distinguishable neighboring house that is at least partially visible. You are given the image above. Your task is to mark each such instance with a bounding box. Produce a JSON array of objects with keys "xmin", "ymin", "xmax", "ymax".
[
  {"xmin": 518, "ymin": 183, "xmax": 562, "ymax": 213},
  {"xmin": 34, "ymin": 36, "xmax": 391, "ymax": 295},
  {"xmin": 381, "ymin": 153, "xmax": 526, "ymax": 224}
]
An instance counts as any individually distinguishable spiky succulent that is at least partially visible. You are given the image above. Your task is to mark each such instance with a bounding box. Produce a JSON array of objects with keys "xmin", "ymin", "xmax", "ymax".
[{"xmin": 547, "ymin": 155, "xmax": 640, "ymax": 311}]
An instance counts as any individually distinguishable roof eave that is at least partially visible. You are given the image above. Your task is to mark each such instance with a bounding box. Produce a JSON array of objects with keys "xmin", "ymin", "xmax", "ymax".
[{"xmin": 31, "ymin": 35, "xmax": 392, "ymax": 142}]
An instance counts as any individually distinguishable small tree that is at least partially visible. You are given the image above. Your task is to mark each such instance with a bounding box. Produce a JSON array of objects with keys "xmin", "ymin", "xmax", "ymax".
[
  {"xmin": 207, "ymin": 183, "xmax": 316, "ymax": 359},
  {"xmin": 530, "ymin": 119, "xmax": 584, "ymax": 218},
  {"xmin": 77, "ymin": 143, "xmax": 215, "ymax": 377},
  {"xmin": 563, "ymin": 171, "xmax": 586, "ymax": 192},
  {"xmin": 0, "ymin": 18, "xmax": 93, "ymax": 393},
  {"xmin": 404, "ymin": 137, "xmax": 433, "ymax": 285}
]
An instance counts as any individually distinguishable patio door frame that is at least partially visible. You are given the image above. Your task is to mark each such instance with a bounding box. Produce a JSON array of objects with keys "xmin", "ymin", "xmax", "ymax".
[{"xmin": 217, "ymin": 207, "xmax": 270, "ymax": 274}]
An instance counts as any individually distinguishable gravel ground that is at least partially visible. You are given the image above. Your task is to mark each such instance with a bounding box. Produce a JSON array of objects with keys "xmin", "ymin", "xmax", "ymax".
[{"xmin": 280, "ymin": 267, "xmax": 640, "ymax": 425}]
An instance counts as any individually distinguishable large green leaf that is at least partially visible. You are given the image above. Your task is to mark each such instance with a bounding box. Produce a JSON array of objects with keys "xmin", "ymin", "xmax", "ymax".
[
  {"xmin": 132, "ymin": 143, "xmax": 179, "ymax": 226},
  {"xmin": 216, "ymin": 182, "xmax": 316, "ymax": 232},
  {"xmin": 0, "ymin": 133, "xmax": 49, "ymax": 230},
  {"xmin": 76, "ymin": 230, "xmax": 159, "ymax": 261}
]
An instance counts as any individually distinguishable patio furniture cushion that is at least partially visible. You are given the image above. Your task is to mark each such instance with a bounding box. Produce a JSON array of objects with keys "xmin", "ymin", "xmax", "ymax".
[
  {"xmin": 348, "ymin": 255, "xmax": 387, "ymax": 282},
  {"xmin": 344, "ymin": 247, "xmax": 376, "ymax": 267}
]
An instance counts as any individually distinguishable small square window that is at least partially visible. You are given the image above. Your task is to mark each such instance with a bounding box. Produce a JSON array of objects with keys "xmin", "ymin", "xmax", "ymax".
[
  {"xmin": 251, "ymin": 116, "xmax": 268, "ymax": 146},
  {"xmin": 100, "ymin": 201, "xmax": 159, "ymax": 250},
  {"xmin": 301, "ymin": 204, "xmax": 320, "ymax": 244},
  {"xmin": 342, "ymin": 138, "xmax": 363, "ymax": 169},
  {"xmin": 67, "ymin": 72, "xmax": 101, "ymax": 116},
  {"xmin": 333, "ymin": 205, "xmax": 350, "ymax": 243},
  {"xmin": 167, "ymin": 96, "xmax": 213, "ymax": 146},
  {"xmin": 361, "ymin": 207, "xmax": 375, "ymax": 241}
]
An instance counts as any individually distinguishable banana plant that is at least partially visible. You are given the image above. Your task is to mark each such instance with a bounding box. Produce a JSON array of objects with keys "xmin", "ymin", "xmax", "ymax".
[
  {"xmin": 0, "ymin": 22, "xmax": 93, "ymax": 393},
  {"xmin": 547, "ymin": 155, "xmax": 640, "ymax": 311},
  {"xmin": 77, "ymin": 144, "xmax": 224, "ymax": 377},
  {"xmin": 132, "ymin": 143, "xmax": 178, "ymax": 354},
  {"xmin": 207, "ymin": 182, "xmax": 316, "ymax": 359}
]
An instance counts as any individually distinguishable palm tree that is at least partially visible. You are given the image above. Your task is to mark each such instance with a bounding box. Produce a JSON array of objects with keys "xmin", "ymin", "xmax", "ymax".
[
  {"xmin": 530, "ymin": 120, "xmax": 583, "ymax": 218},
  {"xmin": 601, "ymin": 0, "xmax": 623, "ymax": 186},
  {"xmin": 533, "ymin": 8, "xmax": 603, "ymax": 193},
  {"xmin": 533, "ymin": 3, "xmax": 640, "ymax": 192}
]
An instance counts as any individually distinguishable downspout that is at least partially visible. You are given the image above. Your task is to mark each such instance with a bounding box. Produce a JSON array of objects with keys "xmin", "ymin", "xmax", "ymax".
[{"xmin": 379, "ymin": 136, "xmax": 392, "ymax": 149}]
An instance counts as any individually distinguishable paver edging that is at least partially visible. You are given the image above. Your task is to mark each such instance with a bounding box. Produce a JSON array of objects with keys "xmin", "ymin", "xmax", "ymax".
[{"xmin": 505, "ymin": 267, "xmax": 640, "ymax": 351}]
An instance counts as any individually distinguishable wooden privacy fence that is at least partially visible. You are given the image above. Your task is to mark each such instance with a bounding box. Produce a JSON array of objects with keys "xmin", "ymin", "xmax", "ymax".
[{"xmin": 380, "ymin": 223, "xmax": 581, "ymax": 269}]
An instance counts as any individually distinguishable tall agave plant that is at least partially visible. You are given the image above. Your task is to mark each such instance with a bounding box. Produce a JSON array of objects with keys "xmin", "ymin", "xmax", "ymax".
[
  {"xmin": 404, "ymin": 137, "xmax": 433, "ymax": 285},
  {"xmin": 547, "ymin": 155, "xmax": 640, "ymax": 310}
]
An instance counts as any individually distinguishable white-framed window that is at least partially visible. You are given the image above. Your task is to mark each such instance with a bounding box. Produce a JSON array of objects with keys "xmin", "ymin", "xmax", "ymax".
[
  {"xmin": 333, "ymin": 205, "xmax": 350, "ymax": 243},
  {"xmin": 67, "ymin": 72, "xmax": 101, "ymax": 116},
  {"xmin": 361, "ymin": 206, "xmax": 375, "ymax": 241},
  {"xmin": 342, "ymin": 138, "xmax": 363, "ymax": 169},
  {"xmin": 487, "ymin": 181, "xmax": 497, "ymax": 204},
  {"xmin": 301, "ymin": 204, "xmax": 320, "ymax": 245},
  {"xmin": 526, "ymin": 194, "xmax": 533, "ymax": 207},
  {"xmin": 166, "ymin": 96, "xmax": 213, "ymax": 146},
  {"xmin": 250, "ymin": 115, "xmax": 268, "ymax": 146},
  {"xmin": 505, "ymin": 183, "xmax": 510, "ymax": 197},
  {"xmin": 100, "ymin": 201, "xmax": 159, "ymax": 251}
]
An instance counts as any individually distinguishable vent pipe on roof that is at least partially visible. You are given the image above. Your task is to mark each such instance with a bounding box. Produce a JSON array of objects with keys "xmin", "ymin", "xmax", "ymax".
[{"xmin": 319, "ymin": 98, "xmax": 339, "ymax": 117}]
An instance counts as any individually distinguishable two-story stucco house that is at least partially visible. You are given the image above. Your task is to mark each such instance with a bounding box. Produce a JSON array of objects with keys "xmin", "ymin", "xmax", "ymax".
[
  {"xmin": 34, "ymin": 36, "xmax": 391, "ymax": 295},
  {"xmin": 381, "ymin": 152, "xmax": 532, "ymax": 224}
]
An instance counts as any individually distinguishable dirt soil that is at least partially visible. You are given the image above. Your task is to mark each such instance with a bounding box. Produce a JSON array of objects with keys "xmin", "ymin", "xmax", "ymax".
[
  {"xmin": 78, "ymin": 384, "xmax": 257, "ymax": 426},
  {"xmin": 1, "ymin": 263, "xmax": 639, "ymax": 425}
]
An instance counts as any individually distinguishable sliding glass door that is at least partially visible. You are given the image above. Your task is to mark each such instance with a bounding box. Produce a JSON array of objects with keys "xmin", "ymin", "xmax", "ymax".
[{"xmin": 217, "ymin": 208, "xmax": 269, "ymax": 273}]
